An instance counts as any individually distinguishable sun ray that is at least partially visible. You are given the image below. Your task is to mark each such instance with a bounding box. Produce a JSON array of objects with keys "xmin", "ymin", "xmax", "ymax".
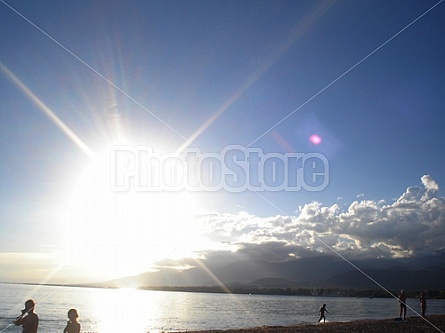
[
  {"xmin": 0, "ymin": 62, "xmax": 94, "ymax": 158},
  {"xmin": 176, "ymin": 1, "xmax": 336, "ymax": 152}
]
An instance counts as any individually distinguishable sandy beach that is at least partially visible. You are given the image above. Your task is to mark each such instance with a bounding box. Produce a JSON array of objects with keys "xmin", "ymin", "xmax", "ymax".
[{"xmin": 189, "ymin": 315, "xmax": 445, "ymax": 333}]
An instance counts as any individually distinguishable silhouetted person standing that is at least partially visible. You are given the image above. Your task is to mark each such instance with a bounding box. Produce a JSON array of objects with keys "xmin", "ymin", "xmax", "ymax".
[
  {"xmin": 14, "ymin": 299, "xmax": 39, "ymax": 333},
  {"xmin": 63, "ymin": 308, "xmax": 81, "ymax": 333},
  {"xmin": 420, "ymin": 291, "xmax": 427, "ymax": 317},
  {"xmin": 318, "ymin": 303, "xmax": 328, "ymax": 323},
  {"xmin": 398, "ymin": 290, "xmax": 407, "ymax": 320}
]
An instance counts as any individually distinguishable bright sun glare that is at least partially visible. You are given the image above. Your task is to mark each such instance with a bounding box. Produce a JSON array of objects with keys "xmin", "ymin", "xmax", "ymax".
[
  {"xmin": 63, "ymin": 147, "xmax": 205, "ymax": 281},
  {"xmin": 2, "ymin": 56, "xmax": 210, "ymax": 282}
]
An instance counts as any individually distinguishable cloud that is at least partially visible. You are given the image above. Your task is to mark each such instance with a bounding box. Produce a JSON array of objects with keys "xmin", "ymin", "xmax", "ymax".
[
  {"xmin": 195, "ymin": 175, "xmax": 445, "ymax": 263},
  {"xmin": 421, "ymin": 174, "xmax": 439, "ymax": 191}
]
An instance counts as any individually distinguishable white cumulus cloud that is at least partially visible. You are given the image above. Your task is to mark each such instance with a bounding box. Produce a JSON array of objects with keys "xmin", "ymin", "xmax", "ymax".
[
  {"xmin": 198, "ymin": 175, "xmax": 445, "ymax": 261},
  {"xmin": 422, "ymin": 174, "xmax": 439, "ymax": 191}
]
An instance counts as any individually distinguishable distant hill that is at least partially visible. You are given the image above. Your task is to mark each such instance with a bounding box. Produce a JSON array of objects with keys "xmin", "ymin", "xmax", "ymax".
[
  {"xmin": 247, "ymin": 278, "xmax": 296, "ymax": 288},
  {"xmin": 323, "ymin": 266, "xmax": 445, "ymax": 290},
  {"xmin": 104, "ymin": 254, "xmax": 445, "ymax": 291}
]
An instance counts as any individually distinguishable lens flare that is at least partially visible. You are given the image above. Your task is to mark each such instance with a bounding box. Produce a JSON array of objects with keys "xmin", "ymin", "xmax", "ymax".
[{"xmin": 309, "ymin": 134, "xmax": 322, "ymax": 145}]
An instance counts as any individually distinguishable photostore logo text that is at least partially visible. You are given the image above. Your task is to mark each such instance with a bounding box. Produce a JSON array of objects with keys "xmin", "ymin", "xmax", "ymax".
[{"xmin": 111, "ymin": 145, "xmax": 329, "ymax": 192}]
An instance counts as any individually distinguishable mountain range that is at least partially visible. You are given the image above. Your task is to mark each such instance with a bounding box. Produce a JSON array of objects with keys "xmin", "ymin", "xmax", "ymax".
[{"xmin": 104, "ymin": 254, "xmax": 445, "ymax": 291}]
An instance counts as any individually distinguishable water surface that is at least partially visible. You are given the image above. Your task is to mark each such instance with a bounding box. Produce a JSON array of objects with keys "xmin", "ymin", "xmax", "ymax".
[{"xmin": 1, "ymin": 283, "xmax": 444, "ymax": 333}]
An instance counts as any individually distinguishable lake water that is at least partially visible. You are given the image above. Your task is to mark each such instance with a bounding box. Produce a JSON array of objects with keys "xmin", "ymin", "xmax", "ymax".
[{"xmin": 1, "ymin": 283, "xmax": 444, "ymax": 333}]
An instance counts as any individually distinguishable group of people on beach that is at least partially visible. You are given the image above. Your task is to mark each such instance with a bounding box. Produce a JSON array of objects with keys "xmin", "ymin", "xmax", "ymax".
[
  {"xmin": 398, "ymin": 289, "xmax": 427, "ymax": 320},
  {"xmin": 13, "ymin": 291, "xmax": 429, "ymax": 332},
  {"xmin": 13, "ymin": 299, "xmax": 80, "ymax": 333},
  {"xmin": 317, "ymin": 290, "xmax": 427, "ymax": 324}
]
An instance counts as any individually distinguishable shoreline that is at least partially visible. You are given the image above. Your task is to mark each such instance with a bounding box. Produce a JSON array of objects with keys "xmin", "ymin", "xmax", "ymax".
[{"xmin": 186, "ymin": 315, "xmax": 445, "ymax": 333}]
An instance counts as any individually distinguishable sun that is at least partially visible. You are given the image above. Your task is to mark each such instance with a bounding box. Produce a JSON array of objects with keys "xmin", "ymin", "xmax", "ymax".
[{"xmin": 62, "ymin": 147, "xmax": 205, "ymax": 281}]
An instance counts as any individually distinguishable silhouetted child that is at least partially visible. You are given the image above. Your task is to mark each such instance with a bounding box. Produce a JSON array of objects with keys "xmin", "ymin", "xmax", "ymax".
[
  {"xmin": 318, "ymin": 303, "xmax": 328, "ymax": 323},
  {"xmin": 63, "ymin": 309, "xmax": 80, "ymax": 333}
]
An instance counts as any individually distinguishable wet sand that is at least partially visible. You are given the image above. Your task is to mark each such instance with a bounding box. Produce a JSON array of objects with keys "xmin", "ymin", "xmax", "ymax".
[{"xmin": 189, "ymin": 315, "xmax": 445, "ymax": 333}]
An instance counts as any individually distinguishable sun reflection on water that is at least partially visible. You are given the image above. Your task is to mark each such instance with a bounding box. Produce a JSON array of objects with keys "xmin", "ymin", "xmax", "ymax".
[{"xmin": 91, "ymin": 288, "xmax": 160, "ymax": 333}]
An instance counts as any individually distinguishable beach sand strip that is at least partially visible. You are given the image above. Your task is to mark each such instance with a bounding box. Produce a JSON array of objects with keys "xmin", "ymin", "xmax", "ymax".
[{"xmin": 188, "ymin": 314, "xmax": 445, "ymax": 333}]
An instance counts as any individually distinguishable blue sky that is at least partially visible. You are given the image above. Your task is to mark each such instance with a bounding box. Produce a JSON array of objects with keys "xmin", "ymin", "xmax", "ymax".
[{"xmin": 1, "ymin": 0, "xmax": 444, "ymax": 282}]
